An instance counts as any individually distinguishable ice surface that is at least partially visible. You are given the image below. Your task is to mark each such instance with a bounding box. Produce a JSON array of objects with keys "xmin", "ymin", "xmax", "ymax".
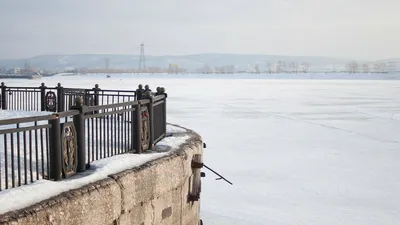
[{"xmin": 1, "ymin": 73, "xmax": 400, "ymax": 224}]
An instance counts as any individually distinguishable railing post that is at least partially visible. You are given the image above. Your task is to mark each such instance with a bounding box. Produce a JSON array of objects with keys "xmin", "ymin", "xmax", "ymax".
[
  {"xmin": 40, "ymin": 83, "xmax": 46, "ymax": 111},
  {"xmin": 161, "ymin": 87, "xmax": 167, "ymax": 135},
  {"xmin": 136, "ymin": 84, "xmax": 144, "ymax": 101},
  {"xmin": 71, "ymin": 97, "xmax": 87, "ymax": 171},
  {"xmin": 1, "ymin": 82, "xmax": 7, "ymax": 110},
  {"xmin": 56, "ymin": 83, "xmax": 64, "ymax": 112},
  {"xmin": 148, "ymin": 96, "xmax": 154, "ymax": 149},
  {"xmin": 157, "ymin": 87, "xmax": 167, "ymax": 135},
  {"xmin": 133, "ymin": 103, "xmax": 142, "ymax": 154},
  {"xmin": 143, "ymin": 85, "xmax": 154, "ymax": 149},
  {"xmin": 131, "ymin": 103, "xmax": 135, "ymax": 152},
  {"xmin": 93, "ymin": 84, "xmax": 100, "ymax": 106},
  {"xmin": 49, "ymin": 116, "xmax": 62, "ymax": 181}
]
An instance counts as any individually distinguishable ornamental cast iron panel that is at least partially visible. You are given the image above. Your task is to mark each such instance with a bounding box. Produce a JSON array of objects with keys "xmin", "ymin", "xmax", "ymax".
[
  {"xmin": 61, "ymin": 122, "xmax": 78, "ymax": 178},
  {"xmin": 141, "ymin": 105, "xmax": 150, "ymax": 150},
  {"xmin": 45, "ymin": 91, "xmax": 57, "ymax": 112},
  {"xmin": 86, "ymin": 94, "xmax": 94, "ymax": 106}
]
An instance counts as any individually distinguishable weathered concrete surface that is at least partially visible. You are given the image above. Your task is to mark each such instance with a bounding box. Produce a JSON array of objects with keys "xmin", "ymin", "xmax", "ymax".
[
  {"xmin": 0, "ymin": 178, "xmax": 122, "ymax": 225},
  {"xmin": 0, "ymin": 125, "xmax": 203, "ymax": 225}
]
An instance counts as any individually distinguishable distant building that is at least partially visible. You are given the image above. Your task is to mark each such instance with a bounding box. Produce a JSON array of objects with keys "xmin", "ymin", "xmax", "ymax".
[
  {"xmin": 167, "ymin": 64, "xmax": 186, "ymax": 74},
  {"xmin": 11, "ymin": 67, "xmax": 21, "ymax": 74}
]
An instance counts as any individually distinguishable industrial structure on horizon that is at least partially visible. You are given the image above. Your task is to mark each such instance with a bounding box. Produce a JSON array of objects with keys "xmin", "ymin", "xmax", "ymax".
[{"xmin": 1, "ymin": 47, "xmax": 400, "ymax": 75}]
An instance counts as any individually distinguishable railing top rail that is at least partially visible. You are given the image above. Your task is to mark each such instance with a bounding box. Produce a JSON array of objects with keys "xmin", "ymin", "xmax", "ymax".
[
  {"xmin": 63, "ymin": 88, "xmax": 90, "ymax": 91},
  {"xmin": 153, "ymin": 95, "xmax": 166, "ymax": 102},
  {"xmin": 97, "ymin": 94, "xmax": 135, "ymax": 97},
  {"xmin": 5, "ymin": 87, "xmax": 43, "ymax": 89},
  {"xmin": 85, "ymin": 107, "xmax": 136, "ymax": 119},
  {"xmin": 139, "ymin": 99, "xmax": 150, "ymax": 105},
  {"xmin": 82, "ymin": 100, "xmax": 138, "ymax": 112},
  {"xmin": 0, "ymin": 110, "xmax": 79, "ymax": 126},
  {"xmin": 57, "ymin": 110, "xmax": 80, "ymax": 117},
  {"xmin": 99, "ymin": 89, "xmax": 137, "ymax": 93},
  {"xmin": 0, "ymin": 114, "xmax": 56, "ymax": 126},
  {"xmin": 6, "ymin": 90, "xmax": 40, "ymax": 93}
]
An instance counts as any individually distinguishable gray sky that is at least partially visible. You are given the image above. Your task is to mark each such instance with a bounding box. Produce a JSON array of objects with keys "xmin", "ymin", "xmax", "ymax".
[{"xmin": 1, "ymin": 0, "xmax": 399, "ymax": 60}]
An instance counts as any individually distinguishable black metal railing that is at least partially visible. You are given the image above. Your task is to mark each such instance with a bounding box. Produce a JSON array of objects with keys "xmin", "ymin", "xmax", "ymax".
[
  {"xmin": 152, "ymin": 93, "xmax": 167, "ymax": 143},
  {"xmin": 0, "ymin": 84, "xmax": 167, "ymax": 191},
  {"xmin": 0, "ymin": 113, "xmax": 75, "ymax": 191},
  {"xmin": 0, "ymin": 82, "xmax": 137, "ymax": 112},
  {"xmin": 1, "ymin": 86, "xmax": 44, "ymax": 111},
  {"xmin": 83, "ymin": 101, "xmax": 137, "ymax": 164}
]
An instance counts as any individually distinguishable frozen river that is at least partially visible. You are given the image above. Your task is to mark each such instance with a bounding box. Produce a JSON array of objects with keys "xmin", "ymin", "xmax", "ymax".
[{"xmin": 3, "ymin": 74, "xmax": 400, "ymax": 224}]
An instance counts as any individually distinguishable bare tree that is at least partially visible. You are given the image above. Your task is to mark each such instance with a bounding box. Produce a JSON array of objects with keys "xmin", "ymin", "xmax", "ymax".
[
  {"xmin": 289, "ymin": 62, "xmax": 298, "ymax": 73},
  {"xmin": 225, "ymin": 65, "xmax": 235, "ymax": 74},
  {"xmin": 350, "ymin": 61, "xmax": 359, "ymax": 73},
  {"xmin": 282, "ymin": 61, "xmax": 287, "ymax": 73},
  {"xmin": 345, "ymin": 63, "xmax": 352, "ymax": 73},
  {"xmin": 254, "ymin": 64, "xmax": 260, "ymax": 73},
  {"xmin": 266, "ymin": 62, "xmax": 273, "ymax": 73},
  {"xmin": 300, "ymin": 62, "xmax": 310, "ymax": 73},
  {"xmin": 276, "ymin": 61, "xmax": 282, "ymax": 73},
  {"xmin": 362, "ymin": 64, "xmax": 370, "ymax": 73},
  {"xmin": 218, "ymin": 66, "xmax": 225, "ymax": 74}
]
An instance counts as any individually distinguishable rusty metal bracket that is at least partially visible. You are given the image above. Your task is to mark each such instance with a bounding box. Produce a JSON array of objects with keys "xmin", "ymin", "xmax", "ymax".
[
  {"xmin": 191, "ymin": 161, "xmax": 204, "ymax": 169},
  {"xmin": 188, "ymin": 194, "xmax": 200, "ymax": 201}
]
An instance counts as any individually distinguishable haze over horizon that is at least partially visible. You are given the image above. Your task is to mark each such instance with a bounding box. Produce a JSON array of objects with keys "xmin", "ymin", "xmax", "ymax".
[{"xmin": 1, "ymin": 0, "xmax": 399, "ymax": 61}]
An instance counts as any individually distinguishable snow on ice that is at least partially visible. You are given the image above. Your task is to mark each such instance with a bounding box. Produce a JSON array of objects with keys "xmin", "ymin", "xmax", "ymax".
[{"xmin": 1, "ymin": 73, "xmax": 400, "ymax": 224}]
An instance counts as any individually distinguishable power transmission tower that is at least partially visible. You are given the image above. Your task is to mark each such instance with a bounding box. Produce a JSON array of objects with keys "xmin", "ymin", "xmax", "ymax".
[
  {"xmin": 24, "ymin": 60, "xmax": 30, "ymax": 71},
  {"xmin": 138, "ymin": 43, "xmax": 146, "ymax": 71}
]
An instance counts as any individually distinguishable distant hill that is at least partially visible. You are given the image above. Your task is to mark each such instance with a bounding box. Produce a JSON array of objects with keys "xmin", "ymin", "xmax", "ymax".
[{"xmin": 0, "ymin": 54, "xmax": 354, "ymax": 72}]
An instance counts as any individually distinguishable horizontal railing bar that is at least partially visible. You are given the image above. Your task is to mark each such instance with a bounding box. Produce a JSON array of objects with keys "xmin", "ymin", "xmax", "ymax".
[
  {"xmin": 7, "ymin": 89, "xmax": 41, "ymax": 92},
  {"xmin": 0, "ymin": 124, "xmax": 51, "ymax": 135},
  {"xmin": 153, "ymin": 95, "xmax": 166, "ymax": 102},
  {"xmin": 99, "ymin": 89, "xmax": 137, "ymax": 93},
  {"xmin": 0, "ymin": 115, "xmax": 56, "ymax": 126},
  {"xmin": 62, "ymin": 88, "xmax": 89, "ymax": 91},
  {"xmin": 84, "ymin": 107, "xmax": 136, "ymax": 119},
  {"xmin": 63, "ymin": 91, "xmax": 90, "ymax": 93},
  {"xmin": 6, "ymin": 87, "xmax": 42, "ymax": 89},
  {"xmin": 154, "ymin": 134, "xmax": 165, "ymax": 143},
  {"xmin": 7, "ymin": 91, "xmax": 40, "ymax": 94},
  {"xmin": 57, "ymin": 110, "xmax": 80, "ymax": 117},
  {"xmin": 84, "ymin": 101, "xmax": 138, "ymax": 112},
  {"xmin": 64, "ymin": 92, "xmax": 89, "ymax": 95},
  {"xmin": 139, "ymin": 99, "xmax": 150, "ymax": 104},
  {"xmin": 97, "ymin": 94, "xmax": 136, "ymax": 97},
  {"xmin": 153, "ymin": 100, "xmax": 165, "ymax": 107}
]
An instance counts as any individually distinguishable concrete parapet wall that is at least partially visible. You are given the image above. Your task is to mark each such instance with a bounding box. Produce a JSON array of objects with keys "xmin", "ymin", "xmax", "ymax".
[{"xmin": 0, "ymin": 127, "xmax": 203, "ymax": 225}]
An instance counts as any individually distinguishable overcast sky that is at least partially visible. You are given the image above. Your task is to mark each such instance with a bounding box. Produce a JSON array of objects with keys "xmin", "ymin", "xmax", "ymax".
[{"xmin": 0, "ymin": 0, "xmax": 399, "ymax": 60}]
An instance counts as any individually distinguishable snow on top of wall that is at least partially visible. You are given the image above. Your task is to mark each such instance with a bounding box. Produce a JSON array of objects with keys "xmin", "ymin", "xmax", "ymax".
[
  {"xmin": 0, "ymin": 123, "xmax": 192, "ymax": 215},
  {"xmin": 166, "ymin": 124, "xmax": 187, "ymax": 134}
]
